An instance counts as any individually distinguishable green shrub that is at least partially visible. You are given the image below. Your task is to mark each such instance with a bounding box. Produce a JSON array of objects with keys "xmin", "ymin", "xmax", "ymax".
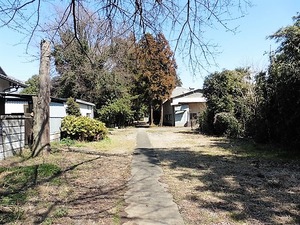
[
  {"xmin": 66, "ymin": 97, "xmax": 81, "ymax": 117},
  {"xmin": 213, "ymin": 112, "xmax": 241, "ymax": 138},
  {"xmin": 98, "ymin": 96, "xmax": 134, "ymax": 128},
  {"xmin": 61, "ymin": 116, "xmax": 108, "ymax": 141},
  {"xmin": 198, "ymin": 110, "xmax": 211, "ymax": 134}
]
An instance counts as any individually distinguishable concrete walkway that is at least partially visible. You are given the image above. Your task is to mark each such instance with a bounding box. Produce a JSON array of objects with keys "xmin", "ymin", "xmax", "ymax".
[{"xmin": 124, "ymin": 129, "xmax": 184, "ymax": 225}]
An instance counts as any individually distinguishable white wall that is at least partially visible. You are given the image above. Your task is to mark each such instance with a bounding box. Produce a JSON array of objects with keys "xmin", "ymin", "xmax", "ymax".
[
  {"xmin": 77, "ymin": 103, "xmax": 94, "ymax": 118},
  {"xmin": 50, "ymin": 102, "xmax": 67, "ymax": 117},
  {"xmin": 174, "ymin": 104, "xmax": 189, "ymax": 127},
  {"xmin": 5, "ymin": 101, "xmax": 27, "ymax": 114}
]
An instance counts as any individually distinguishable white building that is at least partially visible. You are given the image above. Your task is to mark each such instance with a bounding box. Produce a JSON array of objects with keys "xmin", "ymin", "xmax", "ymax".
[
  {"xmin": 163, "ymin": 87, "xmax": 207, "ymax": 127},
  {"xmin": 3, "ymin": 96, "xmax": 95, "ymax": 141}
]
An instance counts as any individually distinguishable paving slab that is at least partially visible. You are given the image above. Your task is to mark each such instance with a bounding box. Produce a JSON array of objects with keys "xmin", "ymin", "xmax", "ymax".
[{"xmin": 124, "ymin": 128, "xmax": 184, "ymax": 225}]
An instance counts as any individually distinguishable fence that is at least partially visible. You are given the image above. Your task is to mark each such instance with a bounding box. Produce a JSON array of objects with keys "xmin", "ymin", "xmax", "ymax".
[{"xmin": 0, "ymin": 115, "xmax": 25, "ymax": 160}]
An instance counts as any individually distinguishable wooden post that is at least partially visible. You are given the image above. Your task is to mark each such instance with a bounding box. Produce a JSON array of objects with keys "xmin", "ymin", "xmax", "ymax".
[{"xmin": 31, "ymin": 40, "xmax": 51, "ymax": 157}]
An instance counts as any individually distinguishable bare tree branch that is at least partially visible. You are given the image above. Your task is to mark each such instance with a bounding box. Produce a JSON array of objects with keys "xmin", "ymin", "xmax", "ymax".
[{"xmin": 0, "ymin": 0, "xmax": 251, "ymax": 72}]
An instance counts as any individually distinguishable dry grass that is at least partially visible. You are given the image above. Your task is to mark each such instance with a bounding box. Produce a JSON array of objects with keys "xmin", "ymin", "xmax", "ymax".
[
  {"xmin": 147, "ymin": 127, "xmax": 300, "ymax": 225},
  {"xmin": 1, "ymin": 127, "xmax": 299, "ymax": 225},
  {"xmin": 0, "ymin": 128, "xmax": 136, "ymax": 225}
]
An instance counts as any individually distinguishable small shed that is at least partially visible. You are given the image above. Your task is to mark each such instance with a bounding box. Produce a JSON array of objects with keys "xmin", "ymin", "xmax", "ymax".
[{"xmin": 0, "ymin": 92, "xmax": 95, "ymax": 160}]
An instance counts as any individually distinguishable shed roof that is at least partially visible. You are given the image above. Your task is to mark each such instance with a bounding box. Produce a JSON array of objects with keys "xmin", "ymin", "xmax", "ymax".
[{"xmin": 0, "ymin": 93, "xmax": 95, "ymax": 107}]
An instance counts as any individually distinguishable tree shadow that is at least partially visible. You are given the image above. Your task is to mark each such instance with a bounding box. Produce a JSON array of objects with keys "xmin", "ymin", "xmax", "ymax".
[
  {"xmin": 0, "ymin": 150, "xmax": 130, "ymax": 224},
  {"xmin": 138, "ymin": 144, "xmax": 300, "ymax": 224}
]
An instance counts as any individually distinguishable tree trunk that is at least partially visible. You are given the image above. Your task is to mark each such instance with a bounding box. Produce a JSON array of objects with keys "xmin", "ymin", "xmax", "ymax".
[
  {"xmin": 149, "ymin": 104, "xmax": 154, "ymax": 126},
  {"xmin": 31, "ymin": 40, "xmax": 51, "ymax": 157},
  {"xmin": 159, "ymin": 101, "xmax": 163, "ymax": 127}
]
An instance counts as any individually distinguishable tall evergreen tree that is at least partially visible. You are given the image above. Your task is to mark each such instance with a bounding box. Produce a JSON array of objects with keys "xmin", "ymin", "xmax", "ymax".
[
  {"xmin": 21, "ymin": 74, "xmax": 39, "ymax": 95},
  {"xmin": 135, "ymin": 33, "xmax": 178, "ymax": 126},
  {"xmin": 66, "ymin": 97, "xmax": 81, "ymax": 117}
]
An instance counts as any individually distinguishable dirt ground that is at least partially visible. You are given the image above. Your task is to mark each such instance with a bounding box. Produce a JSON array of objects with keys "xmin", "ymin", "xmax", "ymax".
[
  {"xmin": 147, "ymin": 127, "xmax": 300, "ymax": 225},
  {"xmin": 1, "ymin": 127, "xmax": 299, "ymax": 225},
  {"xmin": 0, "ymin": 128, "xmax": 136, "ymax": 225}
]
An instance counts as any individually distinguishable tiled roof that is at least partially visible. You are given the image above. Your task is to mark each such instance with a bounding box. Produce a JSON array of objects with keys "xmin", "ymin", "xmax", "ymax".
[
  {"xmin": 0, "ymin": 66, "xmax": 27, "ymax": 88},
  {"xmin": 171, "ymin": 87, "xmax": 191, "ymax": 98}
]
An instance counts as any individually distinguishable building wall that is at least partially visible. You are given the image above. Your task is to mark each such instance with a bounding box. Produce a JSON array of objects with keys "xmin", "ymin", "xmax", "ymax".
[
  {"xmin": 189, "ymin": 102, "xmax": 206, "ymax": 114},
  {"xmin": 174, "ymin": 104, "xmax": 189, "ymax": 127},
  {"xmin": 164, "ymin": 102, "xmax": 206, "ymax": 127},
  {"xmin": 163, "ymin": 100, "xmax": 174, "ymax": 126},
  {"xmin": 4, "ymin": 100, "xmax": 94, "ymax": 141},
  {"xmin": 5, "ymin": 100, "xmax": 28, "ymax": 114},
  {"xmin": 49, "ymin": 102, "xmax": 66, "ymax": 141},
  {"xmin": 77, "ymin": 103, "xmax": 94, "ymax": 118},
  {"xmin": 188, "ymin": 102, "xmax": 206, "ymax": 128},
  {"xmin": 0, "ymin": 115, "xmax": 25, "ymax": 160}
]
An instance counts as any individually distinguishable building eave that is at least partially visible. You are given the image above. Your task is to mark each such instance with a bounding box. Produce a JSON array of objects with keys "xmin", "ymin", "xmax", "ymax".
[{"xmin": 0, "ymin": 73, "xmax": 27, "ymax": 88}]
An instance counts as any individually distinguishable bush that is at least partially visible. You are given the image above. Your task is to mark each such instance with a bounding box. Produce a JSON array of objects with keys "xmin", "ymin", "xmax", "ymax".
[
  {"xmin": 61, "ymin": 116, "xmax": 108, "ymax": 141},
  {"xmin": 198, "ymin": 110, "xmax": 211, "ymax": 134},
  {"xmin": 66, "ymin": 97, "xmax": 81, "ymax": 116},
  {"xmin": 213, "ymin": 112, "xmax": 241, "ymax": 138},
  {"xmin": 98, "ymin": 96, "xmax": 134, "ymax": 128}
]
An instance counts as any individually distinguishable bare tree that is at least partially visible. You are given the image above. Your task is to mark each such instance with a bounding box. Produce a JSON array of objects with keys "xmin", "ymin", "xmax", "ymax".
[{"xmin": 0, "ymin": 0, "xmax": 251, "ymax": 70}]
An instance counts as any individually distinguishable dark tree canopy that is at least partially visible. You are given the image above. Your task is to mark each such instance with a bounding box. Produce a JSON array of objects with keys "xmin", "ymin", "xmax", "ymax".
[
  {"xmin": 50, "ymin": 10, "xmax": 135, "ymax": 109},
  {"xmin": 253, "ymin": 14, "xmax": 300, "ymax": 148},
  {"xmin": 21, "ymin": 74, "xmax": 39, "ymax": 94},
  {"xmin": 202, "ymin": 68, "xmax": 252, "ymax": 136}
]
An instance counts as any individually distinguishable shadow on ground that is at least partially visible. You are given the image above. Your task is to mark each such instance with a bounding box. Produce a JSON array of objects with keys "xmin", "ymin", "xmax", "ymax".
[
  {"xmin": 138, "ymin": 144, "xmax": 300, "ymax": 224},
  {"xmin": 0, "ymin": 150, "xmax": 130, "ymax": 224}
]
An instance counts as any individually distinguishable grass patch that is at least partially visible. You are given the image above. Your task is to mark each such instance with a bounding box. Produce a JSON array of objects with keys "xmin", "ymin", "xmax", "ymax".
[
  {"xmin": 53, "ymin": 207, "xmax": 68, "ymax": 218},
  {"xmin": 0, "ymin": 163, "xmax": 62, "ymax": 223},
  {"xmin": 0, "ymin": 164, "xmax": 61, "ymax": 190},
  {"xmin": 230, "ymin": 212, "xmax": 247, "ymax": 221},
  {"xmin": 0, "ymin": 128, "xmax": 133, "ymax": 224},
  {"xmin": 42, "ymin": 218, "xmax": 53, "ymax": 225},
  {"xmin": 52, "ymin": 137, "xmax": 113, "ymax": 151},
  {"xmin": 51, "ymin": 128, "xmax": 136, "ymax": 155},
  {"xmin": 113, "ymin": 199, "xmax": 124, "ymax": 225},
  {"xmin": 0, "ymin": 206, "xmax": 24, "ymax": 224}
]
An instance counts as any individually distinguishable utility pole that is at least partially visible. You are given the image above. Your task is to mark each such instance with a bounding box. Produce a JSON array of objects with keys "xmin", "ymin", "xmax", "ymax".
[{"xmin": 32, "ymin": 40, "xmax": 51, "ymax": 157}]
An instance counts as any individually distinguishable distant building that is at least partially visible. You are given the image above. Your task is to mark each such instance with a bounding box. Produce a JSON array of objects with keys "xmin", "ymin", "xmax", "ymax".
[
  {"xmin": 163, "ymin": 87, "xmax": 207, "ymax": 127},
  {"xmin": 0, "ymin": 66, "xmax": 95, "ymax": 130},
  {"xmin": 0, "ymin": 66, "xmax": 27, "ymax": 93}
]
